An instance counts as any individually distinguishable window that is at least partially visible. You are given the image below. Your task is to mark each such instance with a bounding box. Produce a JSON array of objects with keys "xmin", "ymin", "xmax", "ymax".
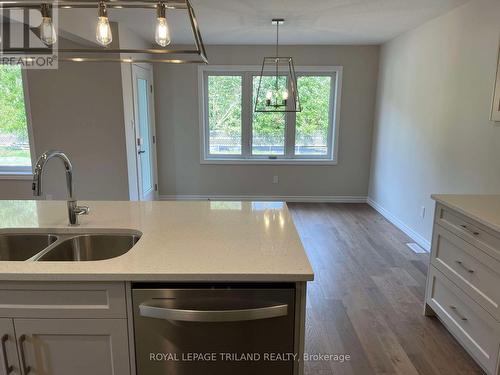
[
  {"xmin": 0, "ymin": 65, "xmax": 32, "ymax": 175},
  {"xmin": 207, "ymin": 75, "xmax": 242, "ymax": 156},
  {"xmin": 200, "ymin": 66, "xmax": 342, "ymax": 164}
]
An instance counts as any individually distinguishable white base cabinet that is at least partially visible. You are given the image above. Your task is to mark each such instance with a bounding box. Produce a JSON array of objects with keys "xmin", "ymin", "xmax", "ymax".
[
  {"xmin": 425, "ymin": 203, "xmax": 500, "ymax": 375},
  {"xmin": 0, "ymin": 318, "xmax": 19, "ymax": 375},
  {"xmin": 0, "ymin": 282, "xmax": 131, "ymax": 375},
  {"xmin": 14, "ymin": 319, "xmax": 130, "ymax": 375}
]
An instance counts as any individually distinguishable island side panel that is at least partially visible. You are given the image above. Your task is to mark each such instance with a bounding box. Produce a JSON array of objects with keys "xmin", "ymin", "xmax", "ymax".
[
  {"xmin": 126, "ymin": 282, "xmax": 137, "ymax": 375},
  {"xmin": 294, "ymin": 281, "xmax": 307, "ymax": 375}
]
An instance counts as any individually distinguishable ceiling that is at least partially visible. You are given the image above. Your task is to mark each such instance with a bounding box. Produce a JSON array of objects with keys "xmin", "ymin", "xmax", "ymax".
[{"xmin": 108, "ymin": 0, "xmax": 469, "ymax": 45}]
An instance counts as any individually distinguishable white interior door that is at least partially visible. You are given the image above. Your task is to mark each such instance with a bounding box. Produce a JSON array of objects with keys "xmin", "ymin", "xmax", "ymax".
[{"xmin": 132, "ymin": 63, "xmax": 159, "ymax": 201}]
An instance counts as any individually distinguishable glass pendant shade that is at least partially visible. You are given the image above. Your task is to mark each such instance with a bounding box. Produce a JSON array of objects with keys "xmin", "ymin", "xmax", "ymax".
[
  {"xmin": 40, "ymin": 17, "xmax": 57, "ymax": 45},
  {"xmin": 155, "ymin": 18, "xmax": 171, "ymax": 46},
  {"xmin": 96, "ymin": 16, "xmax": 112, "ymax": 46},
  {"xmin": 96, "ymin": 1, "xmax": 112, "ymax": 46},
  {"xmin": 155, "ymin": 3, "xmax": 171, "ymax": 47},
  {"xmin": 40, "ymin": 4, "xmax": 57, "ymax": 45}
]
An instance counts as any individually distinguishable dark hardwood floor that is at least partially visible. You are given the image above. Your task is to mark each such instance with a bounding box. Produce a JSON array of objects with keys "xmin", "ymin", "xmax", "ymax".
[{"xmin": 288, "ymin": 203, "xmax": 484, "ymax": 375}]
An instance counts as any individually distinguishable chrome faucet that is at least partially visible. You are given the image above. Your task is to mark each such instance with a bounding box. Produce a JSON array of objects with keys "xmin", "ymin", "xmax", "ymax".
[{"xmin": 32, "ymin": 150, "xmax": 89, "ymax": 226}]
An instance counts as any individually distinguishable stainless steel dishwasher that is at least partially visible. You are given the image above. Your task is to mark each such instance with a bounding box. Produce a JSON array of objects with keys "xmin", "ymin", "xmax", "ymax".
[{"xmin": 132, "ymin": 285, "xmax": 295, "ymax": 375}]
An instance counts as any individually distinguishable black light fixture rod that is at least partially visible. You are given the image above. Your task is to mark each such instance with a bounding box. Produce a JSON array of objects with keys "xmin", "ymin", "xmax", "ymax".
[
  {"xmin": 271, "ymin": 18, "xmax": 284, "ymax": 106},
  {"xmin": 275, "ymin": 19, "xmax": 279, "ymax": 58},
  {"xmin": 275, "ymin": 21, "xmax": 278, "ymax": 104}
]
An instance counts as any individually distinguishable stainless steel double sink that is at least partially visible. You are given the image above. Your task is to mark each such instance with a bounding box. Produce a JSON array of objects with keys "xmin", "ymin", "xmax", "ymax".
[{"xmin": 0, "ymin": 230, "xmax": 141, "ymax": 262}]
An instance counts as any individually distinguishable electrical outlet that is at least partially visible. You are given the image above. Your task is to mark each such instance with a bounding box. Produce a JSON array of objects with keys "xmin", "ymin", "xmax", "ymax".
[
  {"xmin": 421, "ymin": 206, "xmax": 426, "ymax": 219},
  {"xmin": 272, "ymin": 175, "xmax": 279, "ymax": 184}
]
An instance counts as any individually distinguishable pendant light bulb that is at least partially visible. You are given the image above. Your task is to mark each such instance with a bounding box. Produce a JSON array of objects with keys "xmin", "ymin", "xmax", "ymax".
[
  {"xmin": 40, "ymin": 4, "xmax": 57, "ymax": 45},
  {"xmin": 266, "ymin": 90, "xmax": 273, "ymax": 106},
  {"xmin": 96, "ymin": 1, "xmax": 112, "ymax": 46},
  {"xmin": 155, "ymin": 2, "xmax": 171, "ymax": 47},
  {"xmin": 282, "ymin": 89, "xmax": 289, "ymax": 106}
]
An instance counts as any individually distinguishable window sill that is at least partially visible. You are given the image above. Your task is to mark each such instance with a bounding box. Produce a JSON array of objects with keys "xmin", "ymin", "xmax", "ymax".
[
  {"xmin": 0, "ymin": 172, "xmax": 33, "ymax": 180},
  {"xmin": 201, "ymin": 158, "xmax": 338, "ymax": 165}
]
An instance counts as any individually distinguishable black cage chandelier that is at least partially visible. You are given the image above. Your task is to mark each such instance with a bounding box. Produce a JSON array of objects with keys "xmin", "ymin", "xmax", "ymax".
[
  {"xmin": 0, "ymin": 0, "xmax": 207, "ymax": 64},
  {"xmin": 254, "ymin": 18, "xmax": 301, "ymax": 113}
]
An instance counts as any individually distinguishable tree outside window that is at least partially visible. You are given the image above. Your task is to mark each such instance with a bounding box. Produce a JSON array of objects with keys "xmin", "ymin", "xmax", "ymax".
[{"xmin": 0, "ymin": 65, "xmax": 31, "ymax": 168}]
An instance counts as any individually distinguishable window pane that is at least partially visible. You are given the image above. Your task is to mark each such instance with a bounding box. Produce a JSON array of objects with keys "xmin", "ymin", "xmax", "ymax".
[
  {"xmin": 295, "ymin": 76, "xmax": 332, "ymax": 156},
  {"xmin": 207, "ymin": 75, "xmax": 242, "ymax": 155},
  {"xmin": 0, "ymin": 65, "xmax": 31, "ymax": 167},
  {"xmin": 252, "ymin": 76, "xmax": 285, "ymax": 156}
]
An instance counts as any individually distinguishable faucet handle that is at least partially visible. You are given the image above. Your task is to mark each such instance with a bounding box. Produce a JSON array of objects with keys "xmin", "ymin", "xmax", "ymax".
[{"xmin": 75, "ymin": 205, "xmax": 90, "ymax": 216}]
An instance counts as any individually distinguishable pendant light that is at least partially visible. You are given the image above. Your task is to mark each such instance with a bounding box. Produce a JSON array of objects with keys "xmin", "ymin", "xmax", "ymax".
[
  {"xmin": 96, "ymin": 0, "xmax": 112, "ymax": 46},
  {"xmin": 155, "ymin": 2, "xmax": 171, "ymax": 47},
  {"xmin": 0, "ymin": 0, "xmax": 208, "ymax": 64},
  {"xmin": 40, "ymin": 3, "xmax": 57, "ymax": 45},
  {"xmin": 254, "ymin": 18, "xmax": 301, "ymax": 113}
]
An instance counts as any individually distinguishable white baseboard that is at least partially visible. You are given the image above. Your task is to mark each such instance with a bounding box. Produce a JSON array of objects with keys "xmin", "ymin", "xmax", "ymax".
[
  {"xmin": 366, "ymin": 197, "xmax": 431, "ymax": 251},
  {"xmin": 159, "ymin": 195, "xmax": 367, "ymax": 203}
]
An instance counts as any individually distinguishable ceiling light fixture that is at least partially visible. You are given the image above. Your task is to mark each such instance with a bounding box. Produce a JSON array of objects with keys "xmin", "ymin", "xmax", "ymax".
[
  {"xmin": 40, "ymin": 3, "xmax": 57, "ymax": 45},
  {"xmin": 155, "ymin": 1, "xmax": 171, "ymax": 47},
  {"xmin": 96, "ymin": 0, "xmax": 112, "ymax": 46},
  {"xmin": 0, "ymin": 0, "xmax": 207, "ymax": 64},
  {"xmin": 255, "ymin": 18, "xmax": 301, "ymax": 113}
]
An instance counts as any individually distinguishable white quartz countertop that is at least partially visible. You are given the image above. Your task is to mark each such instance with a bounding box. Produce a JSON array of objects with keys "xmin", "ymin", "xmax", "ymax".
[
  {"xmin": 432, "ymin": 194, "xmax": 500, "ymax": 233},
  {"xmin": 0, "ymin": 200, "xmax": 314, "ymax": 282}
]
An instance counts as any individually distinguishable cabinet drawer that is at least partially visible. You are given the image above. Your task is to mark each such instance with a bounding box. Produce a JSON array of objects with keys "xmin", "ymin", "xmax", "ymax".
[
  {"xmin": 426, "ymin": 267, "xmax": 500, "ymax": 374},
  {"xmin": 437, "ymin": 205, "xmax": 500, "ymax": 261},
  {"xmin": 0, "ymin": 282, "xmax": 126, "ymax": 318},
  {"xmin": 432, "ymin": 225, "xmax": 500, "ymax": 321}
]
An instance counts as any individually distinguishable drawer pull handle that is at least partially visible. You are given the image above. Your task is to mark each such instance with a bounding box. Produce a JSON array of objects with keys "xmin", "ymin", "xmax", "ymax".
[
  {"xmin": 18, "ymin": 335, "xmax": 31, "ymax": 374},
  {"xmin": 455, "ymin": 260, "xmax": 475, "ymax": 274},
  {"xmin": 460, "ymin": 225, "xmax": 479, "ymax": 236},
  {"xmin": 449, "ymin": 305, "xmax": 468, "ymax": 321},
  {"xmin": 1, "ymin": 334, "xmax": 13, "ymax": 374}
]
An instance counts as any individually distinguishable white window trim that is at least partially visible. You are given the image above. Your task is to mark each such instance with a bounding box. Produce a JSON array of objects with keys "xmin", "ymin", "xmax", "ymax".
[
  {"xmin": 198, "ymin": 65, "xmax": 343, "ymax": 165},
  {"xmin": 0, "ymin": 69, "xmax": 35, "ymax": 179}
]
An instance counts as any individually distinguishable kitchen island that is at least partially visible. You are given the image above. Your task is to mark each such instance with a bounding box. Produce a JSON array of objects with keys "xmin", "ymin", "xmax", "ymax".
[{"xmin": 0, "ymin": 200, "xmax": 313, "ymax": 375}]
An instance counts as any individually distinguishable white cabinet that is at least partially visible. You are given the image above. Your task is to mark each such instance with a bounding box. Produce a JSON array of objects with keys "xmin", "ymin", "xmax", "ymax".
[
  {"xmin": 0, "ymin": 318, "xmax": 20, "ymax": 375},
  {"xmin": 425, "ymin": 204, "xmax": 500, "ymax": 375},
  {"xmin": 0, "ymin": 282, "xmax": 131, "ymax": 375},
  {"xmin": 14, "ymin": 319, "xmax": 130, "ymax": 375}
]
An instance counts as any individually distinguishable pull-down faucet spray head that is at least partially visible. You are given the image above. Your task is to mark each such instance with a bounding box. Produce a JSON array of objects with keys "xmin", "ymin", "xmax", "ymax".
[{"xmin": 32, "ymin": 150, "xmax": 88, "ymax": 225}]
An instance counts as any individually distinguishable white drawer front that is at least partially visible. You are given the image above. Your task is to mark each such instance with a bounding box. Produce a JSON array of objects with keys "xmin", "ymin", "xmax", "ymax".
[
  {"xmin": 0, "ymin": 282, "xmax": 127, "ymax": 318},
  {"xmin": 432, "ymin": 225, "xmax": 500, "ymax": 321},
  {"xmin": 437, "ymin": 205, "xmax": 500, "ymax": 261},
  {"xmin": 426, "ymin": 267, "xmax": 500, "ymax": 374}
]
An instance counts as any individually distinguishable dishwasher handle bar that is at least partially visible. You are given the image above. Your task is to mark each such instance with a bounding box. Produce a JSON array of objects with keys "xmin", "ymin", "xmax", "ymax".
[{"xmin": 139, "ymin": 301, "xmax": 288, "ymax": 322}]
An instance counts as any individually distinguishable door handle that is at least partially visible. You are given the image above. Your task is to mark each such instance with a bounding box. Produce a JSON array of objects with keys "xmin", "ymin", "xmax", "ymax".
[
  {"xmin": 138, "ymin": 150, "xmax": 146, "ymax": 154},
  {"xmin": 449, "ymin": 305, "xmax": 468, "ymax": 321},
  {"xmin": 455, "ymin": 260, "xmax": 474, "ymax": 274},
  {"xmin": 1, "ymin": 335, "xmax": 13, "ymax": 375},
  {"xmin": 460, "ymin": 224, "xmax": 479, "ymax": 236},
  {"xmin": 18, "ymin": 335, "xmax": 31, "ymax": 374},
  {"xmin": 139, "ymin": 301, "xmax": 288, "ymax": 322}
]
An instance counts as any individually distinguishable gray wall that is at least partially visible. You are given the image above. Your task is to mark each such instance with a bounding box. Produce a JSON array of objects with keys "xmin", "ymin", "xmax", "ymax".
[
  {"xmin": 368, "ymin": 0, "xmax": 500, "ymax": 247},
  {"xmin": 154, "ymin": 45, "xmax": 379, "ymax": 198},
  {"xmin": 0, "ymin": 42, "xmax": 130, "ymax": 200}
]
